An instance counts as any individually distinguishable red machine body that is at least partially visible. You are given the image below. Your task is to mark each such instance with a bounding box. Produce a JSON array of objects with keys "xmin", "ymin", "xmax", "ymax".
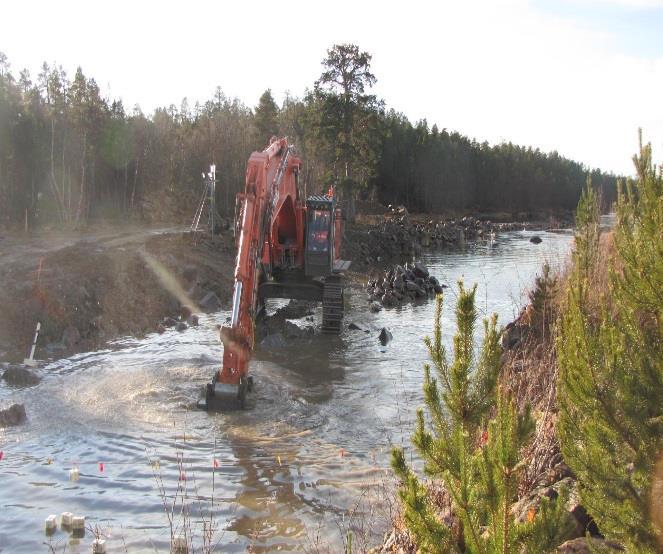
[{"xmin": 206, "ymin": 138, "xmax": 347, "ymax": 410}]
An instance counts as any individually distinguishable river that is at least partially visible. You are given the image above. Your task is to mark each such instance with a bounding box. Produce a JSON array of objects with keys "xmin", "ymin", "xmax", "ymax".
[{"xmin": 0, "ymin": 227, "xmax": 575, "ymax": 553}]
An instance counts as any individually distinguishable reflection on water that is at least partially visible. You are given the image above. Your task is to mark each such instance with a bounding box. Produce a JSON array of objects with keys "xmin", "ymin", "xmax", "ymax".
[{"xmin": 0, "ymin": 229, "xmax": 573, "ymax": 552}]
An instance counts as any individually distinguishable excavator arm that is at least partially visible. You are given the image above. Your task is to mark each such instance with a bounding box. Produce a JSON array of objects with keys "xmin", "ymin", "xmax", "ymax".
[{"xmin": 206, "ymin": 138, "xmax": 294, "ymax": 410}]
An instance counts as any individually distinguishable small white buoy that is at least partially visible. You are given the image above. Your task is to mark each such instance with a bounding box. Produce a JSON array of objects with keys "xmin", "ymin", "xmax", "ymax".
[
  {"xmin": 61, "ymin": 511, "xmax": 74, "ymax": 527},
  {"xmin": 69, "ymin": 467, "xmax": 80, "ymax": 481},
  {"xmin": 92, "ymin": 538, "xmax": 107, "ymax": 553},
  {"xmin": 173, "ymin": 535, "xmax": 188, "ymax": 552},
  {"xmin": 45, "ymin": 514, "xmax": 57, "ymax": 532},
  {"xmin": 72, "ymin": 515, "xmax": 85, "ymax": 530}
]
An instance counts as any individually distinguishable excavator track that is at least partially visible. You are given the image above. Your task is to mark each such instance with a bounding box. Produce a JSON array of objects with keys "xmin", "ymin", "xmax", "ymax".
[{"xmin": 322, "ymin": 276, "xmax": 344, "ymax": 334}]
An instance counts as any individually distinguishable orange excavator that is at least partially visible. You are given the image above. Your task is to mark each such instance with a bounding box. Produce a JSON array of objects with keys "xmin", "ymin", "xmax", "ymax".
[{"xmin": 204, "ymin": 137, "xmax": 350, "ymax": 410}]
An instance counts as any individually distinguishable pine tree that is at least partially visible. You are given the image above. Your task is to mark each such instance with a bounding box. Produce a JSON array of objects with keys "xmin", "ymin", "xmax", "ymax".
[
  {"xmin": 558, "ymin": 133, "xmax": 663, "ymax": 552},
  {"xmin": 253, "ymin": 89, "xmax": 279, "ymax": 147},
  {"xmin": 392, "ymin": 284, "xmax": 573, "ymax": 553}
]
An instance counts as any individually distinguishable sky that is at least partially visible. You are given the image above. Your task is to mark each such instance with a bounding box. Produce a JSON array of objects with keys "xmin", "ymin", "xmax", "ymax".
[{"xmin": 3, "ymin": 0, "xmax": 662, "ymax": 175}]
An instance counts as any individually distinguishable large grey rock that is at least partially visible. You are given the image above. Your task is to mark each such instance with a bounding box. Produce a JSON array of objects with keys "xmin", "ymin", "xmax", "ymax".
[
  {"xmin": 274, "ymin": 300, "xmax": 314, "ymax": 320},
  {"xmin": 2, "ymin": 366, "xmax": 41, "ymax": 386},
  {"xmin": 260, "ymin": 333, "xmax": 287, "ymax": 349},
  {"xmin": 369, "ymin": 301, "xmax": 382, "ymax": 313},
  {"xmin": 556, "ymin": 537, "xmax": 623, "ymax": 553},
  {"xmin": 378, "ymin": 327, "xmax": 393, "ymax": 345},
  {"xmin": 62, "ymin": 326, "xmax": 81, "ymax": 348},
  {"xmin": 199, "ymin": 291, "xmax": 222, "ymax": 313},
  {"xmin": 530, "ymin": 235, "xmax": 543, "ymax": 244},
  {"xmin": 0, "ymin": 403, "xmax": 26, "ymax": 427},
  {"xmin": 413, "ymin": 262, "xmax": 429, "ymax": 278}
]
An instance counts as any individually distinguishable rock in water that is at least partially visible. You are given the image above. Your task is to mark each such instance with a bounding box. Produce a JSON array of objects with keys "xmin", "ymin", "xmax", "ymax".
[
  {"xmin": 175, "ymin": 321, "xmax": 188, "ymax": 332},
  {"xmin": 378, "ymin": 327, "xmax": 393, "ymax": 345},
  {"xmin": 413, "ymin": 262, "xmax": 429, "ymax": 278},
  {"xmin": 187, "ymin": 314, "xmax": 199, "ymax": 327},
  {"xmin": 348, "ymin": 323, "xmax": 363, "ymax": 331},
  {"xmin": 369, "ymin": 301, "xmax": 382, "ymax": 313},
  {"xmin": 2, "ymin": 366, "xmax": 41, "ymax": 386},
  {"xmin": 163, "ymin": 317, "xmax": 177, "ymax": 327},
  {"xmin": 199, "ymin": 291, "xmax": 222, "ymax": 312},
  {"xmin": 260, "ymin": 333, "xmax": 287, "ymax": 349},
  {"xmin": 0, "ymin": 403, "xmax": 27, "ymax": 427},
  {"xmin": 530, "ymin": 235, "xmax": 542, "ymax": 244}
]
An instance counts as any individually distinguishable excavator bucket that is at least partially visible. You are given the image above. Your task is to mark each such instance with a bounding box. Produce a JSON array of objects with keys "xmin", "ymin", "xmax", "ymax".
[{"xmin": 204, "ymin": 377, "xmax": 252, "ymax": 411}]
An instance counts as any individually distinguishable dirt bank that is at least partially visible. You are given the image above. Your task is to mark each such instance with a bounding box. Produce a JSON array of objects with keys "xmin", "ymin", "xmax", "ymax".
[{"xmin": 0, "ymin": 228, "xmax": 236, "ymax": 362}]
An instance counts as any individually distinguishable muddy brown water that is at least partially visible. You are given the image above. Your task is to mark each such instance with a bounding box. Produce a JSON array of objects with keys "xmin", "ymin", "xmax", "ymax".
[{"xmin": 0, "ymin": 228, "xmax": 576, "ymax": 552}]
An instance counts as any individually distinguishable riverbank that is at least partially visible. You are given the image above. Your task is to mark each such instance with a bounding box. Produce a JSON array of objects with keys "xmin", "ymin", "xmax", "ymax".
[{"xmin": 0, "ymin": 212, "xmax": 561, "ymax": 365}]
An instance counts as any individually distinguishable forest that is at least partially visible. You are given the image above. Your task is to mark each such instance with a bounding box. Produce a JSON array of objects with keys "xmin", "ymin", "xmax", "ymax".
[{"xmin": 0, "ymin": 45, "xmax": 618, "ymax": 229}]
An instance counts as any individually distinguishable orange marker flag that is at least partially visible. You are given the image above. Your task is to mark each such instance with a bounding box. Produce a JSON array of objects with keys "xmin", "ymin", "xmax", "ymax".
[
  {"xmin": 213, "ymin": 459, "xmax": 219, "ymax": 469},
  {"xmin": 98, "ymin": 462, "xmax": 105, "ymax": 473},
  {"xmin": 0, "ymin": 451, "xmax": 4, "ymax": 461}
]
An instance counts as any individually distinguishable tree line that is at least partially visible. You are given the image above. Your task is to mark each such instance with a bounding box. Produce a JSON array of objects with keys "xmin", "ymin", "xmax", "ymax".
[{"xmin": 0, "ymin": 45, "xmax": 617, "ymax": 229}]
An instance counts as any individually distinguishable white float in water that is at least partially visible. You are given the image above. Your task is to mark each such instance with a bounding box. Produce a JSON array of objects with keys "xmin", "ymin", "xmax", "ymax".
[
  {"xmin": 173, "ymin": 535, "xmax": 188, "ymax": 552},
  {"xmin": 72, "ymin": 515, "xmax": 85, "ymax": 530},
  {"xmin": 44, "ymin": 515, "xmax": 57, "ymax": 531},
  {"xmin": 61, "ymin": 512, "xmax": 74, "ymax": 527},
  {"xmin": 92, "ymin": 539, "xmax": 107, "ymax": 553},
  {"xmin": 69, "ymin": 467, "xmax": 80, "ymax": 481}
]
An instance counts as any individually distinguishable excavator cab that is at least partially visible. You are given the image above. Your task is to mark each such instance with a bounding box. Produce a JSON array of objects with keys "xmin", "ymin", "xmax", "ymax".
[{"xmin": 305, "ymin": 196, "xmax": 335, "ymax": 277}]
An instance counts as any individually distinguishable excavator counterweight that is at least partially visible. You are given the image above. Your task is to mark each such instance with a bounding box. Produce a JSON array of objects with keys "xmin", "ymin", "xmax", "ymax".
[{"xmin": 204, "ymin": 138, "xmax": 349, "ymax": 411}]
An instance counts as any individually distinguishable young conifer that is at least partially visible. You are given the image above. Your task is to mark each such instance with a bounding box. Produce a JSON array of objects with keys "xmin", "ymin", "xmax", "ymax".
[
  {"xmin": 558, "ymin": 133, "xmax": 663, "ymax": 551},
  {"xmin": 392, "ymin": 283, "xmax": 573, "ymax": 553}
]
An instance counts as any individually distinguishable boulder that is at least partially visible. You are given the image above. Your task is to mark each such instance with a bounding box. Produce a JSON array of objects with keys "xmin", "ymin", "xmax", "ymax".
[
  {"xmin": 530, "ymin": 235, "xmax": 543, "ymax": 244},
  {"xmin": 163, "ymin": 317, "xmax": 177, "ymax": 327},
  {"xmin": 369, "ymin": 301, "xmax": 382, "ymax": 313},
  {"xmin": 413, "ymin": 262, "xmax": 429, "ymax": 278},
  {"xmin": 180, "ymin": 264, "xmax": 198, "ymax": 283},
  {"xmin": 62, "ymin": 326, "xmax": 81, "ymax": 349},
  {"xmin": 378, "ymin": 327, "xmax": 393, "ymax": 345},
  {"xmin": 199, "ymin": 291, "xmax": 222, "ymax": 312},
  {"xmin": 556, "ymin": 537, "xmax": 623, "ymax": 553},
  {"xmin": 156, "ymin": 323, "xmax": 166, "ymax": 334},
  {"xmin": 0, "ymin": 403, "xmax": 27, "ymax": 427},
  {"xmin": 348, "ymin": 323, "xmax": 363, "ymax": 331},
  {"xmin": 187, "ymin": 314, "xmax": 199, "ymax": 327},
  {"xmin": 274, "ymin": 300, "xmax": 314, "ymax": 320},
  {"xmin": 283, "ymin": 321, "xmax": 306, "ymax": 339},
  {"xmin": 260, "ymin": 333, "xmax": 287, "ymax": 349},
  {"xmin": 502, "ymin": 322, "xmax": 522, "ymax": 349},
  {"xmin": 175, "ymin": 322, "xmax": 188, "ymax": 332},
  {"xmin": 2, "ymin": 366, "xmax": 41, "ymax": 386}
]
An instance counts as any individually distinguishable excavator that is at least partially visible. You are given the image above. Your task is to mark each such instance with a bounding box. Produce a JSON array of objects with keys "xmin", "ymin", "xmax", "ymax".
[{"xmin": 204, "ymin": 137, "xmax": 350, "ymax": 410}]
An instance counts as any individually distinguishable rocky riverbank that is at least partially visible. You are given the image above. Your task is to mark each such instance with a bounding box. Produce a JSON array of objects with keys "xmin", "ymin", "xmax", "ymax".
[{"xmin": 343, "ymin": 211, "xmax": 553, "ymax": 271}]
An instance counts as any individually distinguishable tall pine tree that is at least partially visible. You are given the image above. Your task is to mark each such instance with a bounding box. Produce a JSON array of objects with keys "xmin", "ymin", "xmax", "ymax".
[{"xmin": 558, "ymin": 134, "xmax": 663, "ymax": 551}]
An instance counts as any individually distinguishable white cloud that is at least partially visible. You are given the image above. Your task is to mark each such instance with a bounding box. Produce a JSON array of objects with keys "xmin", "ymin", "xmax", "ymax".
[{"xmin": 3, "ymin": 0, "xmax": 662, "ymax": 174}]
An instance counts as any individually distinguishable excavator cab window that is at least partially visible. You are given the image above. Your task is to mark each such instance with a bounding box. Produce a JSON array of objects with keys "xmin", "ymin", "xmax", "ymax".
[
  {"xmin": 305, "ymin": 196, "xmax": 334, "ymax": 276},
  {"xmin": 307, "ymin": 210, "xmax": 331, "ymax": 252}
]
